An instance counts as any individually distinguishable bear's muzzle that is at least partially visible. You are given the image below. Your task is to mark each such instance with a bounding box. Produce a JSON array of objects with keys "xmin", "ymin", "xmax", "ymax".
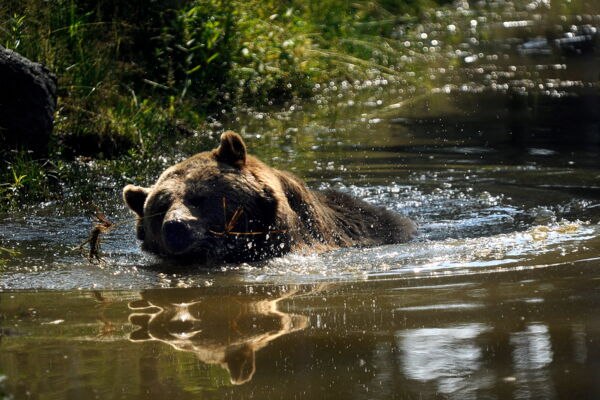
[{"xmin": 162, "ymin": 219, "xmax": 196, "ymax": 254}]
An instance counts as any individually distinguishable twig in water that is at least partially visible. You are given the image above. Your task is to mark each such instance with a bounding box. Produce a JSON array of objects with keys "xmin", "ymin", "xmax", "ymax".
[
  {"xmin": 209, "ymin": 197, "xmax": 286, "ymax": 237},
  {"xmin": 78, "ymin": 209, "xmax": 115, "ymax": 263}
]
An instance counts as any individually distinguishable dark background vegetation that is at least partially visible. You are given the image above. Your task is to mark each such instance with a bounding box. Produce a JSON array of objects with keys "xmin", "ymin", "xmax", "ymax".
[{"xmin": 0, "ymin": 0, "xmax": 450, "ymax": 208}]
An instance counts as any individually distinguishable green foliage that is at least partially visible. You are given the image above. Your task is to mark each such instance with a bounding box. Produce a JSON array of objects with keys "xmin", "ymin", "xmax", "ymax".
[
  {"xmin": 0, "ymin": 0, "xmax": 444, "ymax": 154},
  {"xmin": 1, "ymin": 12, "xmax": 26, "ymax": 50},
  {"xmin": 0, "ymin": 152, "xmax": 62, "ymax": 208},
  {"xmin": 0, "ymin": 0, "xmax": 447, "ymax": 208},
  {"xmin": 230, "ymin": 4, "xmax": 312, "ymax": 103},
  {"xmin": 153, "ymin": 1, "xmax": 235, "ymax": 103}
]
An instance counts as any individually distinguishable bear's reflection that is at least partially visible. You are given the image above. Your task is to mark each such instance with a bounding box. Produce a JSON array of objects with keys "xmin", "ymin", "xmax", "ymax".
[{"xmin": 127, "ymin": 287, "xmax": 309, "ymax": 384}]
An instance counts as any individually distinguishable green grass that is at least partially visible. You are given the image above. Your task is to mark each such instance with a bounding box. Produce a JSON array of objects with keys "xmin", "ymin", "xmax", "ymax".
[
  {"xmin": 0, "ymin": 152, "xmax": 64, "ymax": 207},
  {"xmin": 0, "ymin": 0, "xmax": 449, "ymax": 209}
]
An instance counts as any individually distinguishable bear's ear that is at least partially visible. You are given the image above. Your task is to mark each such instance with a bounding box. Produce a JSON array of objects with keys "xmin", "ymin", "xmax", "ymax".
[
  {"xmin": 123, "ymin": 184, "xmax": 149, "ymax": 217},
  {"xmin": 223, "ymin": 343, "xmax": 255, "ymax": 385},
  {"xmin": 213, "ymin": 131, "xmax": 247, "ymax": 168}
]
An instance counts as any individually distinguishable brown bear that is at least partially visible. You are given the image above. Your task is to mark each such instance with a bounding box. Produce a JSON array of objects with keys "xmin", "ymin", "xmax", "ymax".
[{"xmin": 123, "ymin": 131, "xmax": 416, "ymax": 264}]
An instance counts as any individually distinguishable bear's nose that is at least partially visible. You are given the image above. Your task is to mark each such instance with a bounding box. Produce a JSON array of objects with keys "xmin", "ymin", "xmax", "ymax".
[{"xmin": 162, "ymin": 220, "xmax": 194, "ymax": 254}]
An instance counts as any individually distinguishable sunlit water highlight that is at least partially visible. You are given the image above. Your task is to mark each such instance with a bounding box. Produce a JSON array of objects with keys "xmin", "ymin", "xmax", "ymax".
[{"xmin": 1, "ymin": 172, "xmax": 598, "ymax": 290}]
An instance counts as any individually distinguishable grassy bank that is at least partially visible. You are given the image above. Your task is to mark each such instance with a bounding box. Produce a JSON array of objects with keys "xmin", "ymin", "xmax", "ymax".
[{"xmin": 0, "ymin": 0, "xmax": 447, "ymax": 208}]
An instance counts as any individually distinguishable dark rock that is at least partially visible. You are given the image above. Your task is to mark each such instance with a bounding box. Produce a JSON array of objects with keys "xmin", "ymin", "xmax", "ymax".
[{"xmin": 0, "ymin": 45, "xmax": 57, "ymax": 156}]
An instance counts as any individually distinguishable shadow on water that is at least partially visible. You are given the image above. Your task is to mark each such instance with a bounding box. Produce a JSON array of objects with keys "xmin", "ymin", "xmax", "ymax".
[{"xmin": 2, "ymin": 0, "xmax": 600, "ymax": 398}]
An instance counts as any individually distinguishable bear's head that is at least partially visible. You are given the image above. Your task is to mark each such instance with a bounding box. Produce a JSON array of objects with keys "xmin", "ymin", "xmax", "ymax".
[{"xmin": 123, "ymin": 131, "xmax": 294, "ymax": 263}]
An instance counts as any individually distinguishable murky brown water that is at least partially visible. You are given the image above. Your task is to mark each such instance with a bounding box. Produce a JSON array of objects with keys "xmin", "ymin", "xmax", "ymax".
[
  {"xmin": 2, "ymin": 1, "xmax": 600, "ymax": 399},
  {"xmin": 2, "ymin": 265, "xmax": 599, "ymax": 399}
]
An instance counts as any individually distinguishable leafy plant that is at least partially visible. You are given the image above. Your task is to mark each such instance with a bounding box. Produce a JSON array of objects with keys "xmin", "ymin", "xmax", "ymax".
[
  {"xmin": 0, "ymin": 0, "xmax": 451, "ymax": 210},
  {"xmin": 0, "ymin": 165, "xmax": 28, "ymax": 205},
  {"xmin": 0, "ymin": 152, "xmax": 61, "ymax": 208},
  {"xmin": 1, "ymin": 12, "xmax": 26, "ymax": 50}
]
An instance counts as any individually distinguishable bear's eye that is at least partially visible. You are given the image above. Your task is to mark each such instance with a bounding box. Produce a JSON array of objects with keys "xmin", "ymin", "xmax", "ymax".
[
  {"xmin": 188, "ymin": 196, "xmax": 206, "ymax": 208},
  {"xmin": 147, "ymin": 190, "xmax": 173, "ymax": 219}
]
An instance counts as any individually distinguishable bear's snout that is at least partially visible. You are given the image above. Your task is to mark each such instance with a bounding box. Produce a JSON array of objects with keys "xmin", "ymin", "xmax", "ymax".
[{"xmin": 162, "ymin": 220, "xmax": 197, "ymax": 254}]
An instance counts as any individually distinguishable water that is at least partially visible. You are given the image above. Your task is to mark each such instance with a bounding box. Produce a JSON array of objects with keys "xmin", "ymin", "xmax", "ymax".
[{"xmin": 2, "ymin": 1, "xmax": 600, "ymax": 398}]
